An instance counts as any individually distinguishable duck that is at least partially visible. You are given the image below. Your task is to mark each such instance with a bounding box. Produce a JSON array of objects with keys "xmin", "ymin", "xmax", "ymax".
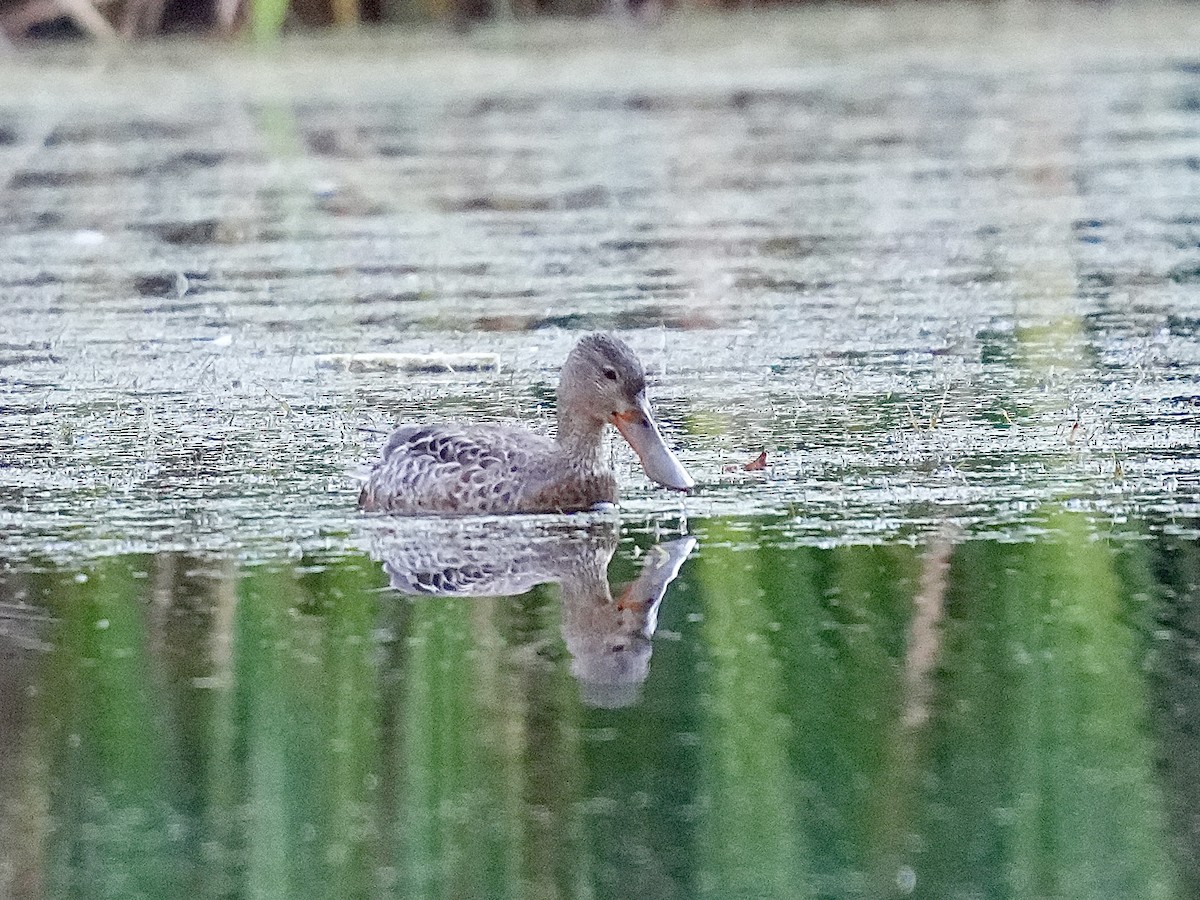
[{"xmin": 358, "ymin": 333, "xmax": 694, "ymax": 515}]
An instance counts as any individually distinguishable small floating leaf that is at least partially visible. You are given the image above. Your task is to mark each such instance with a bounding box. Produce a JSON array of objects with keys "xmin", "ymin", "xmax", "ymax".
[
  {"xmin": 724, "ymin": 451, "xmax": 767, "ymax": 473},
  {"xmin": 743, "ymin": 451, "xmax": 768, "ymax": 471}
]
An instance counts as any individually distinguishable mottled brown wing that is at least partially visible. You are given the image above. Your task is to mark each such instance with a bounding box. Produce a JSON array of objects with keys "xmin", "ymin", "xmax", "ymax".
[{"xmin": 359, "ymin": 425, "xmax": 547, "ymax": 514}]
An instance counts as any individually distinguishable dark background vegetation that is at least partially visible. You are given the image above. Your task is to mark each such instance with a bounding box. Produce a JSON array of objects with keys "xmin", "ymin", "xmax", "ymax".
[
  {"xmin": 0, "ymin": 0, "xmax": 1143, "ymax": 42},
  {"xmin": 5, "ymin": 0, "xmax": 761, "ymax": 40}
]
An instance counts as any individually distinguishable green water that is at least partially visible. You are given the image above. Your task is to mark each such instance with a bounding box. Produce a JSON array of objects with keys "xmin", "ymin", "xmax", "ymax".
[{"xmin": 2, "ymin": 512, "xmax": 1194, "ymax": 899}]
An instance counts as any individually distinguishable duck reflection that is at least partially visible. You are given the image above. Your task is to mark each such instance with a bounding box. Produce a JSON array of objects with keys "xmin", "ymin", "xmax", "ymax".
[{"xmin": 368, "ymin": 518, "xmax": 694, "ymax": 708}]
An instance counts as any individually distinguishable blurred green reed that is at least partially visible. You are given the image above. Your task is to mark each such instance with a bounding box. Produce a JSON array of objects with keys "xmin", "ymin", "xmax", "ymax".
[
  {"xmin": 251, "ymin": 0, "xmax": 292, "ymax": 42},
  {"xmin": 917, "ymin": 514, "xmax": 1176, "ymax": 899}
]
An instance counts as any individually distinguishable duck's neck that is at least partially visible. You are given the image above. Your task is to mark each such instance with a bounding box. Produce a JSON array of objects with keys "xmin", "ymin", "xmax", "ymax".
[{"xmin": 555, "ymin": 409, "xmax": 608, "ymax": 470}]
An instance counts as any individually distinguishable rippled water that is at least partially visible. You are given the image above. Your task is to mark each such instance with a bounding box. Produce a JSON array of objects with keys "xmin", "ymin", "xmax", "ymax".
[
  {"xmin": 2, "ymin": 4, "xmax": 1200, "ymax": 898},
  {"xmin": 0, "ymin": 6, "xmax": 1198, "ymax": 556}
]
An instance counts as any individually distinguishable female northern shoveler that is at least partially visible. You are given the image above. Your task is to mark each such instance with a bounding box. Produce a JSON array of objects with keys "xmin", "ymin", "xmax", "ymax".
[{"xmin": 358, "ymin": 333, "xmax": 694, "ymax": 514}]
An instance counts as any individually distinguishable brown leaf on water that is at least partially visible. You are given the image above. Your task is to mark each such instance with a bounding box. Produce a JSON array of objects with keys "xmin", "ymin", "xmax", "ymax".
[
  {"xmin": 724, "ymin": 451, "xmax": 768, "ymax": 473},
  {"xmin": 743, "ymin": 451, "xmax": 768, "ymax": 471}
]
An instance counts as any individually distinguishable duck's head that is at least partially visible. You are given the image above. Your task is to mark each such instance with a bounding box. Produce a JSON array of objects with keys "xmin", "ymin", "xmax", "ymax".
[{"xmin": 558, "ymin": 334, "xmax": 694, "ymax": 492}]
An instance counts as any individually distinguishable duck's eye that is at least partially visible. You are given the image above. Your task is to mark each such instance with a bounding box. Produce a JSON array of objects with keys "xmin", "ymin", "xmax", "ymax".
[{"xmin": 602, "ymin": 367, "xmax": 618, "ymax": 381}]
